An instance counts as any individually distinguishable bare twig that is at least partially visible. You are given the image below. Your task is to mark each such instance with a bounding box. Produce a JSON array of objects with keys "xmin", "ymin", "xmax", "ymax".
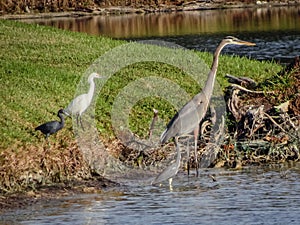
[
  {"xmin": 199, "ymin": 116, "xmax": 225, "ymax": 168},
  {"xmin": 230, "ymin": 84, "xmax": 274, "ymax": 94},
  {"xmin": 264, "ymin": 112, "xmax": 297, "ymax": 139},
  {"xmin": 226, "ymin": 73, "xmax": 257, "ymax": 88},
  {"xmin": 248, "ymin": 105, "xmax": 265, "ymax": 138}
]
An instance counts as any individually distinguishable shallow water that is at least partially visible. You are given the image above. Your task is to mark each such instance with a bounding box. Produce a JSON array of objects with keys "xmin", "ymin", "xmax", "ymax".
[
  {"xmin": 9, "ymin": 7, "xmax": 300, "ymax": 224},
  {"xmin": 2, "ymin": 163, "xmax": 300, "ymax": 225}
]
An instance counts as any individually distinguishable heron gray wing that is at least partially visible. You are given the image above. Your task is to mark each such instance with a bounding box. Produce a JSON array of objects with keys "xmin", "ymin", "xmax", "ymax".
[{"xmin": 160, "ymin": 92, "xmax": 209, "ymax": 143}]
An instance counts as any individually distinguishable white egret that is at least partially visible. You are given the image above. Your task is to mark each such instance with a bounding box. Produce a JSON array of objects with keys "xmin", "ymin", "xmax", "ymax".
[{"xmin": 65, "ymin": 72, "xmax": 103, "ymax": 129}]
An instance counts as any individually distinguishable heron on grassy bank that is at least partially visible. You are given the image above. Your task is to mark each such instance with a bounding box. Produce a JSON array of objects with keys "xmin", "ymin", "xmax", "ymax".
[
  {"xmin": 65, "ymin": 72, "xmax": 103, "ymax": 129},
  {"xmin": 35, "ymin": 109, "xmax": 68, "ymax": 140}
]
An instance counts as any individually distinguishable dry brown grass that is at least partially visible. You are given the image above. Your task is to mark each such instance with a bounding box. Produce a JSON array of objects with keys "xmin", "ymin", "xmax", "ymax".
[{"xmin": 0, "ymin": 135, "xmax": 91, "ymax": 194}]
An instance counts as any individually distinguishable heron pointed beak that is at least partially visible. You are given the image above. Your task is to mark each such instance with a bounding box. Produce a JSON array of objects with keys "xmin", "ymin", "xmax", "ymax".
[
  {"xmin": 96, "ymin": 75, "xmax": 106, "ymax": 79},
  {"xmin": 236, "ymin": 39, "xmax": 256, "ymax": 46}
]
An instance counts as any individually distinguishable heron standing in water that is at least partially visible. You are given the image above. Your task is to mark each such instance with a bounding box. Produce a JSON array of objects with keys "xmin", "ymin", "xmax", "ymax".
[
  {"xmin": 160, "ymin": 36, "xmax": 255, "ymax": 176},
  {"xmin": 65, "ymin": 72, "xmax": 103, "ymax": 129},
  {"xmin": 152, "ymin": 136, "xmax": 181, "ymax": 190}
]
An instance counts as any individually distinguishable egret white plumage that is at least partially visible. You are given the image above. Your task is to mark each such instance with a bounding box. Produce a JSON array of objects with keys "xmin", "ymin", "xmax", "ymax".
[{"xmin": 65, "ymin": 72, "xmax": 103, "ymax": 129}]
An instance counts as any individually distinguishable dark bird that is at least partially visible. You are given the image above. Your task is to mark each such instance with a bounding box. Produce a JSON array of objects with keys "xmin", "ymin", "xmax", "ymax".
[
  {"xmin": 160, "ymin": 36, "xmax": 256, "ymax": 176},
  {"xmin": 35, "ymin": 109, "xmax": 67, "ymax": 140}
]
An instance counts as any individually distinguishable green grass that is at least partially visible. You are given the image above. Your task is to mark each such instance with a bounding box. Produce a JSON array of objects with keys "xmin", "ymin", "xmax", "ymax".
[
  {"xmin": 0, "ymin": 19, "xmax": 285, "ymax": 193},
  {"xmin": 0, "ymin": 19, "xmax": 120, "ymax": 148},
  {"xmin": 0, "ymin": 19, "xmax": 282, "ymax": 150}
]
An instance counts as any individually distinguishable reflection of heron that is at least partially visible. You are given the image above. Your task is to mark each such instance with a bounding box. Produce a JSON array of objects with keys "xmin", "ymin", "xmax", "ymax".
[
  {"xmin": 35, "ymin": 109, "xmax": 67, "ymax": 140},
  {"xmin": 65, "ymin": 72, "xmax": 103, "ymax": 129},
  {"xmin": 152, "ymin": 137, "xmax": 181, "ymax": 189},
  {"xmin": 160, "ymin": 36, "xmax": 255, "ymax": 176}
]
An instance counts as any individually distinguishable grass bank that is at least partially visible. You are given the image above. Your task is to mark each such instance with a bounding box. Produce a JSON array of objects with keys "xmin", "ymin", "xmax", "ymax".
[{"xmin": 0, "ymin": 19, "xmax": 281, "ymax": 194}]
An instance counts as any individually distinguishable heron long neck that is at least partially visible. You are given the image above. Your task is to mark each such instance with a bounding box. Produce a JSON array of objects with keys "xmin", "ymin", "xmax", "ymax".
[
  {"xmin": 202, "ymin": 41, "xmax": 227, "ymax": 100},
  {"xmin": 87, "ymin": 79, "xmax": 95, "ymax": 102},
  {"xmin": 58, "ymin": 113, "xmax": 65, "ymax": 127}
]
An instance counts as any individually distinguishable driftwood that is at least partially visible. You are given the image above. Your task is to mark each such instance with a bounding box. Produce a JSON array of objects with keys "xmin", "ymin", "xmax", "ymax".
[
  {"xmin": 197, "ymin": 57, "xmax": 300, "ymax": 168},
  {"xmin": 225, "ymin": 74, "xmax": 258, "ymax": 89},
  {"xmin": 219, "ymin": 64, "xmax": 300, "ymax": 166},
  {"xmin": 199, "ymin": 113, "xmax": 225, "ymax": 168}
]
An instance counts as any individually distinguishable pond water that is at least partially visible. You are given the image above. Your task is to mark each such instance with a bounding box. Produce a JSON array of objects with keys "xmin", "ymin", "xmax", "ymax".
[
  {"xmin": 22, "ymin": 6, "xmax": 300, "ymax": 64},
  {"xmin": 2, "ymin": 162, "xmax": 300, "ymax": 225},
  {"xmin": 8, "ymin": 7, "xmax": 300, "ymax": 224}
]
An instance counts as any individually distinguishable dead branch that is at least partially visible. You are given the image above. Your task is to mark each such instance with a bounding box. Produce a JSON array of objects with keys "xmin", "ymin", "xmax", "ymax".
[
  {"xmin": 226, "ymin": 73, "xmax": 257, "ymax": 89},
  {"xmin": 199, "ymin": 115, "xmax": 225, "ymax": 168},
  {"xmin": 264, "ymin": 112, "xmax": 297, "ymax": 139},
  {"xmin": 230, "ymin": 83, "xmax": 274, "ymax": 94}
]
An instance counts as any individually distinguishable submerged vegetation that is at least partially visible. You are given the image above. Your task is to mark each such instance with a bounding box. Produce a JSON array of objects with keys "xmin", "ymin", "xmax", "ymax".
[{"xmin": 1, "ymin": 19, "xmax": 299, "ymax": 200}]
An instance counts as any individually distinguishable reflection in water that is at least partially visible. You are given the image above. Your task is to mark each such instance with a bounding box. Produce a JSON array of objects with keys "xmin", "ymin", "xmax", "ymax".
[
  {"xmin": 2, "ymin": 163, "xmax": 300, "ymax": 224},
  {"xmin": 23, "ymin": 7, "xmax": 300, "ymax": 38},
  {"xmin": 5, "ymin": 7, "xmax": 300, "ymax": 225},
  {"xmin": 149, "ymin": 31, "xmax": 300, "ymax": 64},
  {"xmin": 22, "ymin": 7, "xmax": 300, "ymax": 63}
]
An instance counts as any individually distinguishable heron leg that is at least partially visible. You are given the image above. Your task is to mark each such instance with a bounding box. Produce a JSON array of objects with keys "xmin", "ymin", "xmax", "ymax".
[
  {"xmin": 186, "ymin": 138, "xmax": 190, "ymax": 176},
  {"xmin": 194, "ymin": 127, "xmax": 199, "ymax": 177},
  {"xmin": 45, "ymin": 134, "xmax": 51, "ymax": 146},
  {"xmin": 168, "ymin": 177, "xmax": 173, "ymax": 191},
  {"xmin": 76, "ymin": 115, "xmax": 79, "ymax": 126},
  {"xmin": 76, "ymin": 114, "xmax": 84, "ymax": 130},
  {"xmin": 79, "ymin": 116, "xmax": 85, "ymax": 130}
]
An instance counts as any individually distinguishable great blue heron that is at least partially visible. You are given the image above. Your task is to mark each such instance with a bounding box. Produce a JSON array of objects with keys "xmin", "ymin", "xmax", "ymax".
[
  {"xmin": 35, "ymin": 109, "xmax": 67, "ymax": 140},
  {"xmin": 152, "ymin": 136, "xmax": 181, "ymax": 189},
  {"xmin": 160, "ymin": 36, "xmax": 255, "ymax": 176},
  {"xmin": 65, "ymin": 72, "xmax": 103, "ymax": 129}
]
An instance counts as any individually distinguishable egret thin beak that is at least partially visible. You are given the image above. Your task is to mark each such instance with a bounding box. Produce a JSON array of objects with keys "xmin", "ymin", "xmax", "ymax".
[{"xmin": 62, "ymin": 110, "xmax": 71, "ymax": 117}]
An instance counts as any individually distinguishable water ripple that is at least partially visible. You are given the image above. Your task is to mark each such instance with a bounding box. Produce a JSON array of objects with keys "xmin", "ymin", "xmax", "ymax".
[{"xmin": 2, "ymin": 164, "xmax": 300, "ymax": 225}]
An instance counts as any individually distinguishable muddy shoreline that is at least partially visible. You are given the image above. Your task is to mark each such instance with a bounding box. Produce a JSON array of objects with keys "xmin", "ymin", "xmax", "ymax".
[
  {"xmin": 0, "ymin": 176, "xmax": 119, "ymax": 212},
  {"xmin": 1, "ymin": 0, "xmax": 300, "ymax": 214}
]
